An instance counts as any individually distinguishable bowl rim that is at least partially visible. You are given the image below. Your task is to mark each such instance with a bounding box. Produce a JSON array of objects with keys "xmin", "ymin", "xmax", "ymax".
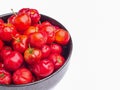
[{"xmin": 0, "ymin": 13, "xmax": 73, "ymax": 87}]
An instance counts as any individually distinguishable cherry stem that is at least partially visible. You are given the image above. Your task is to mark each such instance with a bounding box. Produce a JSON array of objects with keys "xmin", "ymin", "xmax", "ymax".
[
  {"xmin": 28, "ymin": 44, "xmax": 31, "ymax": 49},
  {"xmin": 28, "ymin": 44, "xmax": 33, "ymax": 54},
  {"xmin": 11, "ymin": 9, "xmax": 17, "ymax": 16}
]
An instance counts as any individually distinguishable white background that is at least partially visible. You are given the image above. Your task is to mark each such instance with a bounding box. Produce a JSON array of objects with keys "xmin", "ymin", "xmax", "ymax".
[{"xmin": 0, "ymin": 0, "xmax": 120, "ymax": 90}]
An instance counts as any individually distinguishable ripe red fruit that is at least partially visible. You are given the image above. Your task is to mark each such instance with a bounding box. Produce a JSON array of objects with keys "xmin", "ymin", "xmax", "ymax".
[
  {"xmin": 0, "ymin": 39, "xmax": 4, "ymax": 50},
  {"xmin": 12, "ymin": 13, "xmax": 31, "ymax": 33},
  {"xmin": 27, "ymin": 9, "xmax": 40, "ymax": 25},
  {"xmin": 24, "ymin": 47, "xmax": 42, "ymax": 64},
  {"xmin": 34, "ymin": 21, "xmax": 52, "ymax": 30},
  {"xmin": 0, "ymin": 23, "xmax": 17, "ymax": 41},
  {"xmin": 18, "ymin": 8, "xmax": 29, "ymax": 13},
  {"xmin": 24, "ymin": 26, "xmax": 39, "ymax": 35},
  {"xmin": 41, "ymin": 21, "xmax": 51, "ymax": 26},
  {"xmin": 48, "ymin": 53, "xmax": 65, "ymax": 70},
  {"xmin": 28, "ymin": 32, "xmax": 47, "ymax": 48},
  {"xmin": 41, "ymin": 44, "xmax": 51, "ymax": 58},
  {"xmin": 13, "ymin": 68, "xmax": 33, "ymax": 84},
  {"xmin": 41, "ymin": 25, "xmax": 55, "ymax": 43},
  {"xmin": 18, "ymin": 8, "xmax": 40, "ymax": 25},
  {"xmin": 0, "ymin": 69, "xmax": 11, "ymax": 85},
  {"xmin": 12, "ymin": 35, "xmax": 28, "ymax": 53},
  {"xmin": 55, "ymin": 29, "xmax": 70, "ymax": 45},
  {"xmin": 0, "ymin": 46, "xmax": 12, "ymax": 61},
  {"xmin": 4, "ymin": 51, "xmax": 23, "ymax": 72},
  {"xmin": 50, "ymin": 43, "xmax": 62, "ymax": 54},
  {"xmin": 30, "ymin": 59, "xmax": 54, "ymax": 77}
]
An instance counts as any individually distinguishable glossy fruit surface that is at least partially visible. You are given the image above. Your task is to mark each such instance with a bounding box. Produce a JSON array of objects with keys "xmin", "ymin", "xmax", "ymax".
[
  {"xmin": 13, "ymin": 13, "xmax": 31, "ymax": 32},
  {"xmin": 50, "ymin": 43, "xmax": 62, "ymax": 54},
  {"xmin": 30, "ymin": 59, "xmax": 54, "ymax": 77},
  {"xmin": 18, "ymin": 8, "xmax": 40, "ymax": 25},
  {"xmin": 0, "ymin": 23, "xmax": 17, "ymax": 41},
  {"xmin": 0, "ymin": 69, "xmax": 11, "ymax": 84},
  {"xmin": 49, "ymin": 53, "xmax": 65, "ymax": 70},
  {"xmin": 4, "ymin": 51, "xmax": 23, "ymax": 72},
  {"xmin": 24, "ymin": 48, "xmax": 42, "ymax": 64},
  {"xmin": 55, "ymin": 29, "xmax": 70, "ymax": 45},
  {"xmin": 41, "ymin": 44, "xmax": 51, "ymax": 58},
  {"xmin": 41, "ymin": 25, "xmax": 55, "ymax": 43},
  {"xmin": 13, "ymin": 68, "xmax": 33, "ymax": 84},
  {"xmin": 28, "ymin": 32, "xmax": 47, "ymax": 48},
  {"xmin": 24, "ymin": 26, "xmax": 39, "ymax": 35},
  {"xmin": 0, "ymin": 46, "xmax": 12, "ymax": 61},
  {"xmin": 12, "ymin": 35, "xmax": 28, "ymax": 53}
]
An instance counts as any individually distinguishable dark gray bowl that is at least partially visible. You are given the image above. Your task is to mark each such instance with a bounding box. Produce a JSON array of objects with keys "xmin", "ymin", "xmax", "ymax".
[{"xmin": 0, "ymin": 13, "xmax": 73, "ymax": 90}]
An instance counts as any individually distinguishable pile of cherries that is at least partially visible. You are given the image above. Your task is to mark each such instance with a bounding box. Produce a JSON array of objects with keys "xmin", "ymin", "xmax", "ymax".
[{"xmin": 0, "ymin": 8, "xmax": 70, "ymax": 85}]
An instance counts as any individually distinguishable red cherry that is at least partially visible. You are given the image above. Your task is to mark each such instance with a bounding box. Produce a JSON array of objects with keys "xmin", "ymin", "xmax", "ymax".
[
  {"xmin": 34, "ymin": 21, "xmax": 52, "ymax": 31},
  {"xmin": 0, "ymin": 23, "xmax": 17, "ymax": 41},
  {"xmin": 48, "ymin": 53, "xmax": 65, "ymax": 70},
  {"xmin": 11, "ymin": 13, "xmax": 31, "ymax": 33},
  {"xmin": 18, "ymin": 8, "xmax": 40, "ymax": 25},
  {"xmin": 24, "ymin": 47, "xmax": 42, "ymax": 64},
  {"xmin": 12, "ymin": 35, "xmax": 28, "ymax": 53},
  {"xmin": 55, "ymin": 29, "xmax": 70, "ymax": 45},
  {"xmin": 18, "ymin": 8, "xmax": 30, "ymax": 14},
  {"xmin": 28, "ymin": 32, "xmax": 47, "ymax": 48},
  {"xmin": 27, "ymin": 9, "xmax": 40, "ymax": 25},
  {"xmin": 50, "ymin": 43, "xmax": 62, "ymax": 54},
  {"xmin": 4, "ymin": 51, "xmax": 23, "ymax": 72},
  {"xmin": 0, "ymin": 46, "xmax": 12, "ymax": 62},
  {"xmin": 24, "ymin": 26, "xmax": 39, "ymax": 35},
  {"xmin": 0, "ymin": 69, "xmax": 11, "ymax": 85},
  {"xmin": 30, "ymin": 59, "xmax": 54, "ymax": 77},
  {"xmin": 13, "ymin": 68, "xmax": 33, "ymax": 84},
  {"xmin": 41, "ymin": 44, "xmax": 51, "ymax": 58},
  {"xmin": 41, "ymin": 25, "xmax": 55, "ymax": 44}
]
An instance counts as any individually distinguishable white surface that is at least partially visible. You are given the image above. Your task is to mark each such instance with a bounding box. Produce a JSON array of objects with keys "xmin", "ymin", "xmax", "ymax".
[{"xmin": 0, "ymin": 0, "xmax": 120, "ymax": 90}]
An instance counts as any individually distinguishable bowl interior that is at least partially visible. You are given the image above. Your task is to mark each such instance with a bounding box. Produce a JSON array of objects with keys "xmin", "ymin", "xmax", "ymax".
[{"xmin": 0, "ymin": 13, "xmax": 73, "ymax": 86}]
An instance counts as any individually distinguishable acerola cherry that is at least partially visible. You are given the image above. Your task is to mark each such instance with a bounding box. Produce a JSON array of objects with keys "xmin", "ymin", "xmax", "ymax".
[
  {"xmin": 13, "ymin": 68, "xmax": 33, "ymax": 84},
  {"xmin": 0, "ymin": 23, "xmax": 17, "ymax": 41},
  {"xmin": 0, "ymin": 46, "xmax": 12, "ymax": 61},
  {"xmin": 12, "ymin": 35, "xmax": 28, "ymax": 53},
  {"xmin": 41, "ymin": 44, "xmax": 51, "ymax": 58},
  {"xmin": 18, "ymin": 8, "xmax": 40, "ymax": 25},
  {"xmin": 24, "ymin": 47, "xmax": 42, "ymax": 64},
  {"xmin": 28, "ymin": 32, "xmax": 47, "ymax": 48},
  {"xmin": 48, "ymin": 53, "xmax": 65, "ymax": 70},
  {"xmin": 4, "ymin": 51, "xmax": 23, "ymax": 72},
  {"xmin": 24, "ymin": 26, "xmax": 39, "ymax": 35},
  {"xmin": 55, "ymin": 29, "xmax": 70, "ymax": 45},
  {"xmin": 50, "ymin": 43, "xmax": 62, "ymax": 54},
  {"xmin": 12, "ymin": 13, "xmax": 31, "ymax": 33},
  {"xmin": 41, "ymin": 25, "xmax": 55, "ymax": 44},
  {"xmin": 0, "ymin": 69, "xmax": 11, "ymax": 85},
  {"xmin": 30, "ymin": 59, "xmax": 54, "ymax": 77}
]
